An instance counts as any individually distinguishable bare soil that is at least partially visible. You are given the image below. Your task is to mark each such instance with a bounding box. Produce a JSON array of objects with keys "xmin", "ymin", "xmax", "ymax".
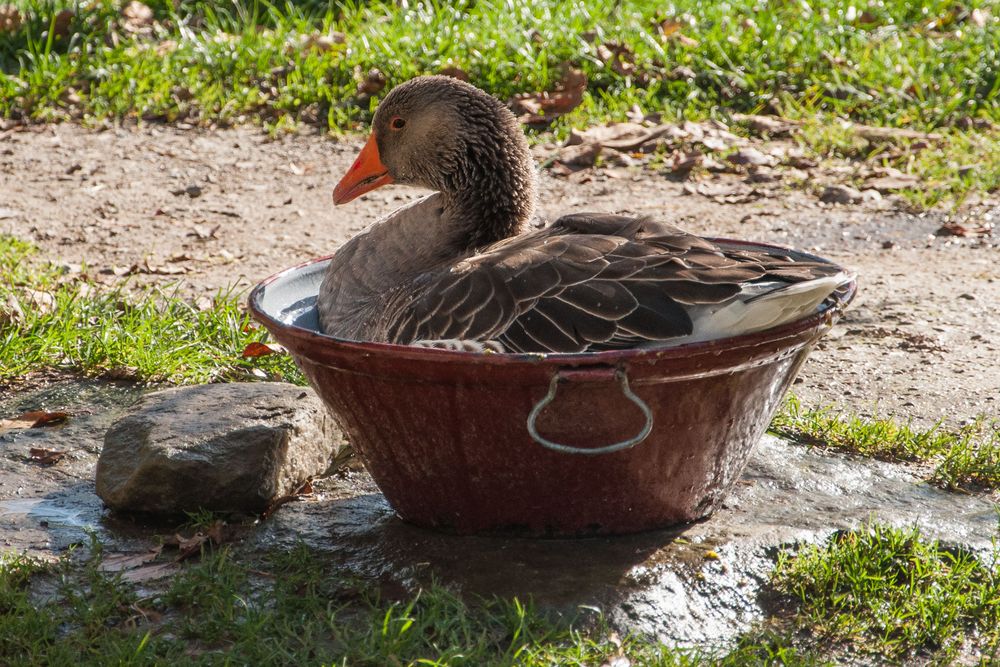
[{"xmin": 1, "ymin": 123, "xmax": 998, "ymax": 426}]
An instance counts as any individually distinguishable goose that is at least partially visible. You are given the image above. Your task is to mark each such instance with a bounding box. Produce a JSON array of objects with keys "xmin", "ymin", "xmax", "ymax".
[{"xmin": 318, "ymin": 75, "xmax": 849, "ymax": 353}]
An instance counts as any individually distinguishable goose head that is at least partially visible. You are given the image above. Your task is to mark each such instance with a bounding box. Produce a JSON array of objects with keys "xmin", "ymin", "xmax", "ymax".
[{"xmin": 333, "ymin": 75, "xmax": 537, "ymax": 248}]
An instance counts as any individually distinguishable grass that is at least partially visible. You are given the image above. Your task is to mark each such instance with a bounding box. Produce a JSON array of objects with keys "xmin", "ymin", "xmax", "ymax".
[
  {"xmin": 1, "ymin": 1, "xmax": 999, "ymax": 205},
  {"xmin": 4, "ymin": 523, "xmax": 998, "ymax": 664},
  {"xmin": 0, "ymin": 234, "xmax": 302, "ymax": 385},
  {"xmin": 0, "ymin": 539, "xmax": 818, "ymax": 666},
  {"xmin": 771, "ymin": 395, "xmax": 1000, "ymax": 491},
  {"xmin": 773, "ymin": 522, "xmax": 1000, "ymax": 663}
]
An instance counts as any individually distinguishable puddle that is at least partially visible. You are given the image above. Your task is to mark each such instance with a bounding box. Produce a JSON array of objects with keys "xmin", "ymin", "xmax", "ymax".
[
  {"xmin": 0, "ymin": 498, "xmax": 94, "ymax": 529},
  {"xmin": 1, "ymin": 376, "xmax": 997, "ymax": 648}
]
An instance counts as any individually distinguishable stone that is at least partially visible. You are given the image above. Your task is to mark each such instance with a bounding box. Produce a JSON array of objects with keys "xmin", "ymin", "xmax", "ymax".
[
  {"xmin": 819, "ymin": 183, "xmax": 863, "ymax": 204},
  {"xmin": 96, "ymin": 383, "xmax": 342, "ymax": 514}
]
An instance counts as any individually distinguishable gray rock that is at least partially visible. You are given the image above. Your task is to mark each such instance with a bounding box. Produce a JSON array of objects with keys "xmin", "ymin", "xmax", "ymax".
[
  {"xmin": 96, "ymin": 383, "xmax": 342, "ymax": 514},
  {"xmin": 820, "ymin": 183, "xmax": 863, "ymax": 204}
]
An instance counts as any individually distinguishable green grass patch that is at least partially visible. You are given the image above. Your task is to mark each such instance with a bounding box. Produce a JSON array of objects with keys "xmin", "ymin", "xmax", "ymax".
[
  {"xmin": 1, "ymin": 0, "xmax": 997, "ymax": 131},
  {"xmin": 0, "ymin": 234, "xmax": 301, "ymax": 385},
  {"xmin": 794, "ymin": 119, "xmax": 1000, "ymax": 209},
  {"xmin": 2, "ymin": 1, "xmax": 998, "ymax": 206},
  {"xmin": 770, "ymin": 396, "xmax": 1000, "ymax": 491},
  {"xmin": 773, "ymin": 523, "xmax": 1000, "ymax": 663},
  {"xmin": 0, "ymin": 541, "xmax": 818, "ymax": 665}
]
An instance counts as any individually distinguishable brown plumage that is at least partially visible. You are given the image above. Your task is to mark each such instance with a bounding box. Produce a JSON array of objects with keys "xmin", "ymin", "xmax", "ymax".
[{"xmin": 318, "ymin": 76, "xmax": 848, "ymax": 353}]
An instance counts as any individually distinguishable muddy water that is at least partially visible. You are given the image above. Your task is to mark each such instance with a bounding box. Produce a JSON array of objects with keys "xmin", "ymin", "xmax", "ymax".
[{"xmin": 1, "ymin": 379, "xmax": 997, "ymax": 646}]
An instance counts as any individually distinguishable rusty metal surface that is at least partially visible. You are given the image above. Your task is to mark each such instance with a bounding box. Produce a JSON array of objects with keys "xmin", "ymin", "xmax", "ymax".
[{"xmin": 250, "ymin": 241, "xmax": 855, "ymax": 536}]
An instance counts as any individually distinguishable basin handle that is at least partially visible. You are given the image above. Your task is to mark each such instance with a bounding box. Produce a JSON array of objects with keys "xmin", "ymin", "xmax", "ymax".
[{"xmin": 526, "ymin": 367, "xmax": 653, "ymax": 455}]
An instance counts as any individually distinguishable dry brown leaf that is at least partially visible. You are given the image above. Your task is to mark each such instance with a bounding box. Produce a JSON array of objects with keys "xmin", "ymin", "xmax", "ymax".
[
  {"xmin": 99, "ymin": 546, "xmax": 163, "ymax": 573},
  {"xmin": 727, "ymin": 147, "xmax": 775, "ymax": 167},
  {"xmin": 241, "ymin": 341, "xmax": 284, "ymax": 358},
  {"xmin": 1, "ymin": 410, "xmax": 69, "ymax": 434},
  {"xmin": 162, "ymin": 520, "xmax": 229, "ymax": 560},
  {"xmin": 659, "ymin": 18, "xmax": 683, "ymax": 36},
  {"xmin": 189, "ymin": 223, "xmax": 220, "ymax": 240},
  {"xmin": 121, "ymin": 1, "xmax": 153, "ymax": 32},
  {"xmin": 121, "ymin": 562, "xmax": 180, "ymax": 583},
  {"xmin": 936, "ymin": 221, "xmax": 993, "ymax": 238},
  {"xmin": 567, "ymin": 123, "xmax": 669, "ymax": 152},
  {"xmin": 292, "ymin": 30, "xmax": 345, "ymax": 53},
  {"xmin": 52, "ymin": 9, "xmax": 74, "ymax": 38},
  {"xmin": 261, "ymin": 479, "xmax": 316, "ymax": 519},
  {"xmin": 659, "ymin": 19, "xmax": 699, "ymax": 46},
  {"xmin": 597, "ymin": 42, "xmax": 637, "ymax": 78},
  {"xmin": 512, "ymin": 69, "xmax": 587, "ymax": 125},
  {"xmin": 550, "ymin": 142, "xmax": 601, "ymax": 168},
  {"xmin": 356, "ymin": 67, "xmax": 386, "ymax": 96},
  {"xmin": 439, "ymin": 66, "xmax": 469, "ymax": 81},
  {"xmin": 0, "ymin": 4, "xmax": 23, "ymax": 33},
  {"xmin": 865, "ymin": 174, "xmax": 920, "ymax": 192},
  {"xmin": 851, "ymin": 124, "xmax": 942, "ymax": 144},
  {"xmin": 670, "ymin": 150, "xmax": 704, "ymax": 175},
  {"xmin": 28, "ymin": 447, "xmax": 66, "ymax": 465},
  {"xmin": 736, "ymin": 114, "xmax": 802, "ymax": 137}
]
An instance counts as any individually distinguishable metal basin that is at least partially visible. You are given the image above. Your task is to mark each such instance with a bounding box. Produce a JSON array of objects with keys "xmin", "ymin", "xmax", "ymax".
[{"xmin": 249, "ymin": 241, "xmax": 856, "ymax": 536}]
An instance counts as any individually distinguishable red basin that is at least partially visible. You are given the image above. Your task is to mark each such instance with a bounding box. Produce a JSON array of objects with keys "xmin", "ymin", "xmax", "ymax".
[{"xmin": 249, "ymin": 241, "xmax": 855, "ymax": 536}]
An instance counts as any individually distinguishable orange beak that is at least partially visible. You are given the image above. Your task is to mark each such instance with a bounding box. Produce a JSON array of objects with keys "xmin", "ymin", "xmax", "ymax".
[{"xmin": 333, "ymin": 134, "xmax": 395, "ymax": 205}]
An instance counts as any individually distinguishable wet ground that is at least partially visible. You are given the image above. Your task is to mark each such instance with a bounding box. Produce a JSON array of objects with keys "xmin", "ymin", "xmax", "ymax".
[
  {"xmin": 2, "ymin": 123, "xmax": 999, "ymax": 645},
  {"xmin": 2, "ymin": 378, "xmax": 997, "ymax": 646}
]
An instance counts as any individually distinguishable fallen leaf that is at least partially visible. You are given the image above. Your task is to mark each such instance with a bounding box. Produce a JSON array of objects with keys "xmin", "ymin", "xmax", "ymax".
[
  {"xmin": 727, "ymin": 147, "xmax": 775, "ymax": 167},
  {"xmin": 99, "ymin": 546, "xmax": 163, "ymax": 573},
  {"xmin": 735, "ymin": 114, "xmax": 801, "ymax": 137},
  {"xmin": 670, "ymin": 150, "xmax": 704, "ymax": 175},
  {"xmin": 121, "ymin": 562, "xmax": 180, "ymax": 583},
  {"xmin": 291, "ymin": 30, "xmax": 345, "ymax": 53},
  {"xmin": 189, "ymin": 223, "xmax": 220, "ymax": 240},
  {"xmin": 566, "ymin": 123, "xmax": 668, "ymax": 152},
  {"xmin": 51, "ymin": 9, "xmax": 74, "ymax": 38},
  {"xmin": 511, "ymin": 69, "xmax": 587, "ymax": 125},
  {"xmin": 851, "ymin": 124, "xmax": 942, "ymax": 144},
  {"xmin": 0, "ymin": 294, "xmax": 24, "ymax": 325},
  {"xmin": 968, "ymin": 8, "xmax": 990, "ymax": 27},
  {"xmin": 356, "ymin": 67, "xmax": 386, "ymax": 96},
  {"xmin": 936, "ymin": 222, "xmax": 993, "ymax": 237},
  {"xmin": 121, "ymin": 1, "xmax": 153, "ymax": 32},
  {"xmin": 0, "ymin": 410, "xmax": 69, "ymax": 434},
  {"xmin": 0, "ymin": 5, "xmax": 23, "ymax": 33},
  {"xmin": 820, "ymin": 184, "xmax": 863, "ymax": 204},
  {"xmin": 596, "ymin": 42, "xmax": 637, "ymax": 78},
  {"xmin": 659, "ymin": 19, "xmax": 699, "ymax": 46},
  {"xmin": 439, "ymin": 66, "xmax": 469, "ymax": 81},
  {"xmin": 241, "ymin": 341, "xmax": 285, "ymax": 358},
  {"xmin": 28, "ymin": 447, "xmax": 66, "ymax": 465},
  {"xmin": 865, "ymin": 174, "xmax": 920, "ymax": 192},
  {"xmin": 102, "ymin": 365, "xmax": 140, "ymax": 381},
  {"xmin": 139, "ymin": 258, "xmax": 187, "ymax": 275},
  {"xmin": 600, "ymin": 658, "xmax": 631, "ymax": 667},
  {"xmin": 261, "ymin": 479, "xmax": 316, "ymax": 519},
  {"xmin": 659, "ymin": 18, "xmax": 683, "ymax": 36},
  {"xmin": 550, "ymin": 142, "xmax": 601, "ymax": 169}
]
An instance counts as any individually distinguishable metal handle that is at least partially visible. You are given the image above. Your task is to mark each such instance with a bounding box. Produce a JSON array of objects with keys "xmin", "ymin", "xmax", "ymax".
[{"xmin": 527, "ymin": 367, "xmax": 653, "ymax": 455}]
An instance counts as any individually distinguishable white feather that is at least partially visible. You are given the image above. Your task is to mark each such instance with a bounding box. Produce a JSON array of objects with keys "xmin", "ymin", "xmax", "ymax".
[{"xmin": 683, "ymin": 271, "xmax": 852, "ymax": 343}]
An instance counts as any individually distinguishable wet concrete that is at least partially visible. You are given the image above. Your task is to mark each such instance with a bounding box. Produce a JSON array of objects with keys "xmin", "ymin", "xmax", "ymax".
[{"xmin": 1, "ymin": 379, "xmax": 998, "ymax": 647}]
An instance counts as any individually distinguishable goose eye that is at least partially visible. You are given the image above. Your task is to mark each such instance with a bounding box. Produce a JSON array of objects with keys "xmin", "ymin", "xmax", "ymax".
[{"xmin": 390, "ymin": 117, "xmax": 406, "ymax": 130}]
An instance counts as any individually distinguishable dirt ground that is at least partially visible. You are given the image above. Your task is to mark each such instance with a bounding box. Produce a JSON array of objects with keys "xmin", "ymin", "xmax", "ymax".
[{"xmin": 1, "ymin": 123, "xmax": 997, "ymax": 426}]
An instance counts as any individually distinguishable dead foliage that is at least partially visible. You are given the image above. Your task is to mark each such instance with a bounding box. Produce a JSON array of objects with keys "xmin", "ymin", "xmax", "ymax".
[{"xmin": 511, "ymin": 69, "xmax": 587, "ymax": 125}]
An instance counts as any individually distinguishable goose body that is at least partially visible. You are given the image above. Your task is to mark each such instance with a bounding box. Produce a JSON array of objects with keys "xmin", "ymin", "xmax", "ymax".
[{"xmin": 318, "ymin": 76, "xmax": 848, "ymax": 354}]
